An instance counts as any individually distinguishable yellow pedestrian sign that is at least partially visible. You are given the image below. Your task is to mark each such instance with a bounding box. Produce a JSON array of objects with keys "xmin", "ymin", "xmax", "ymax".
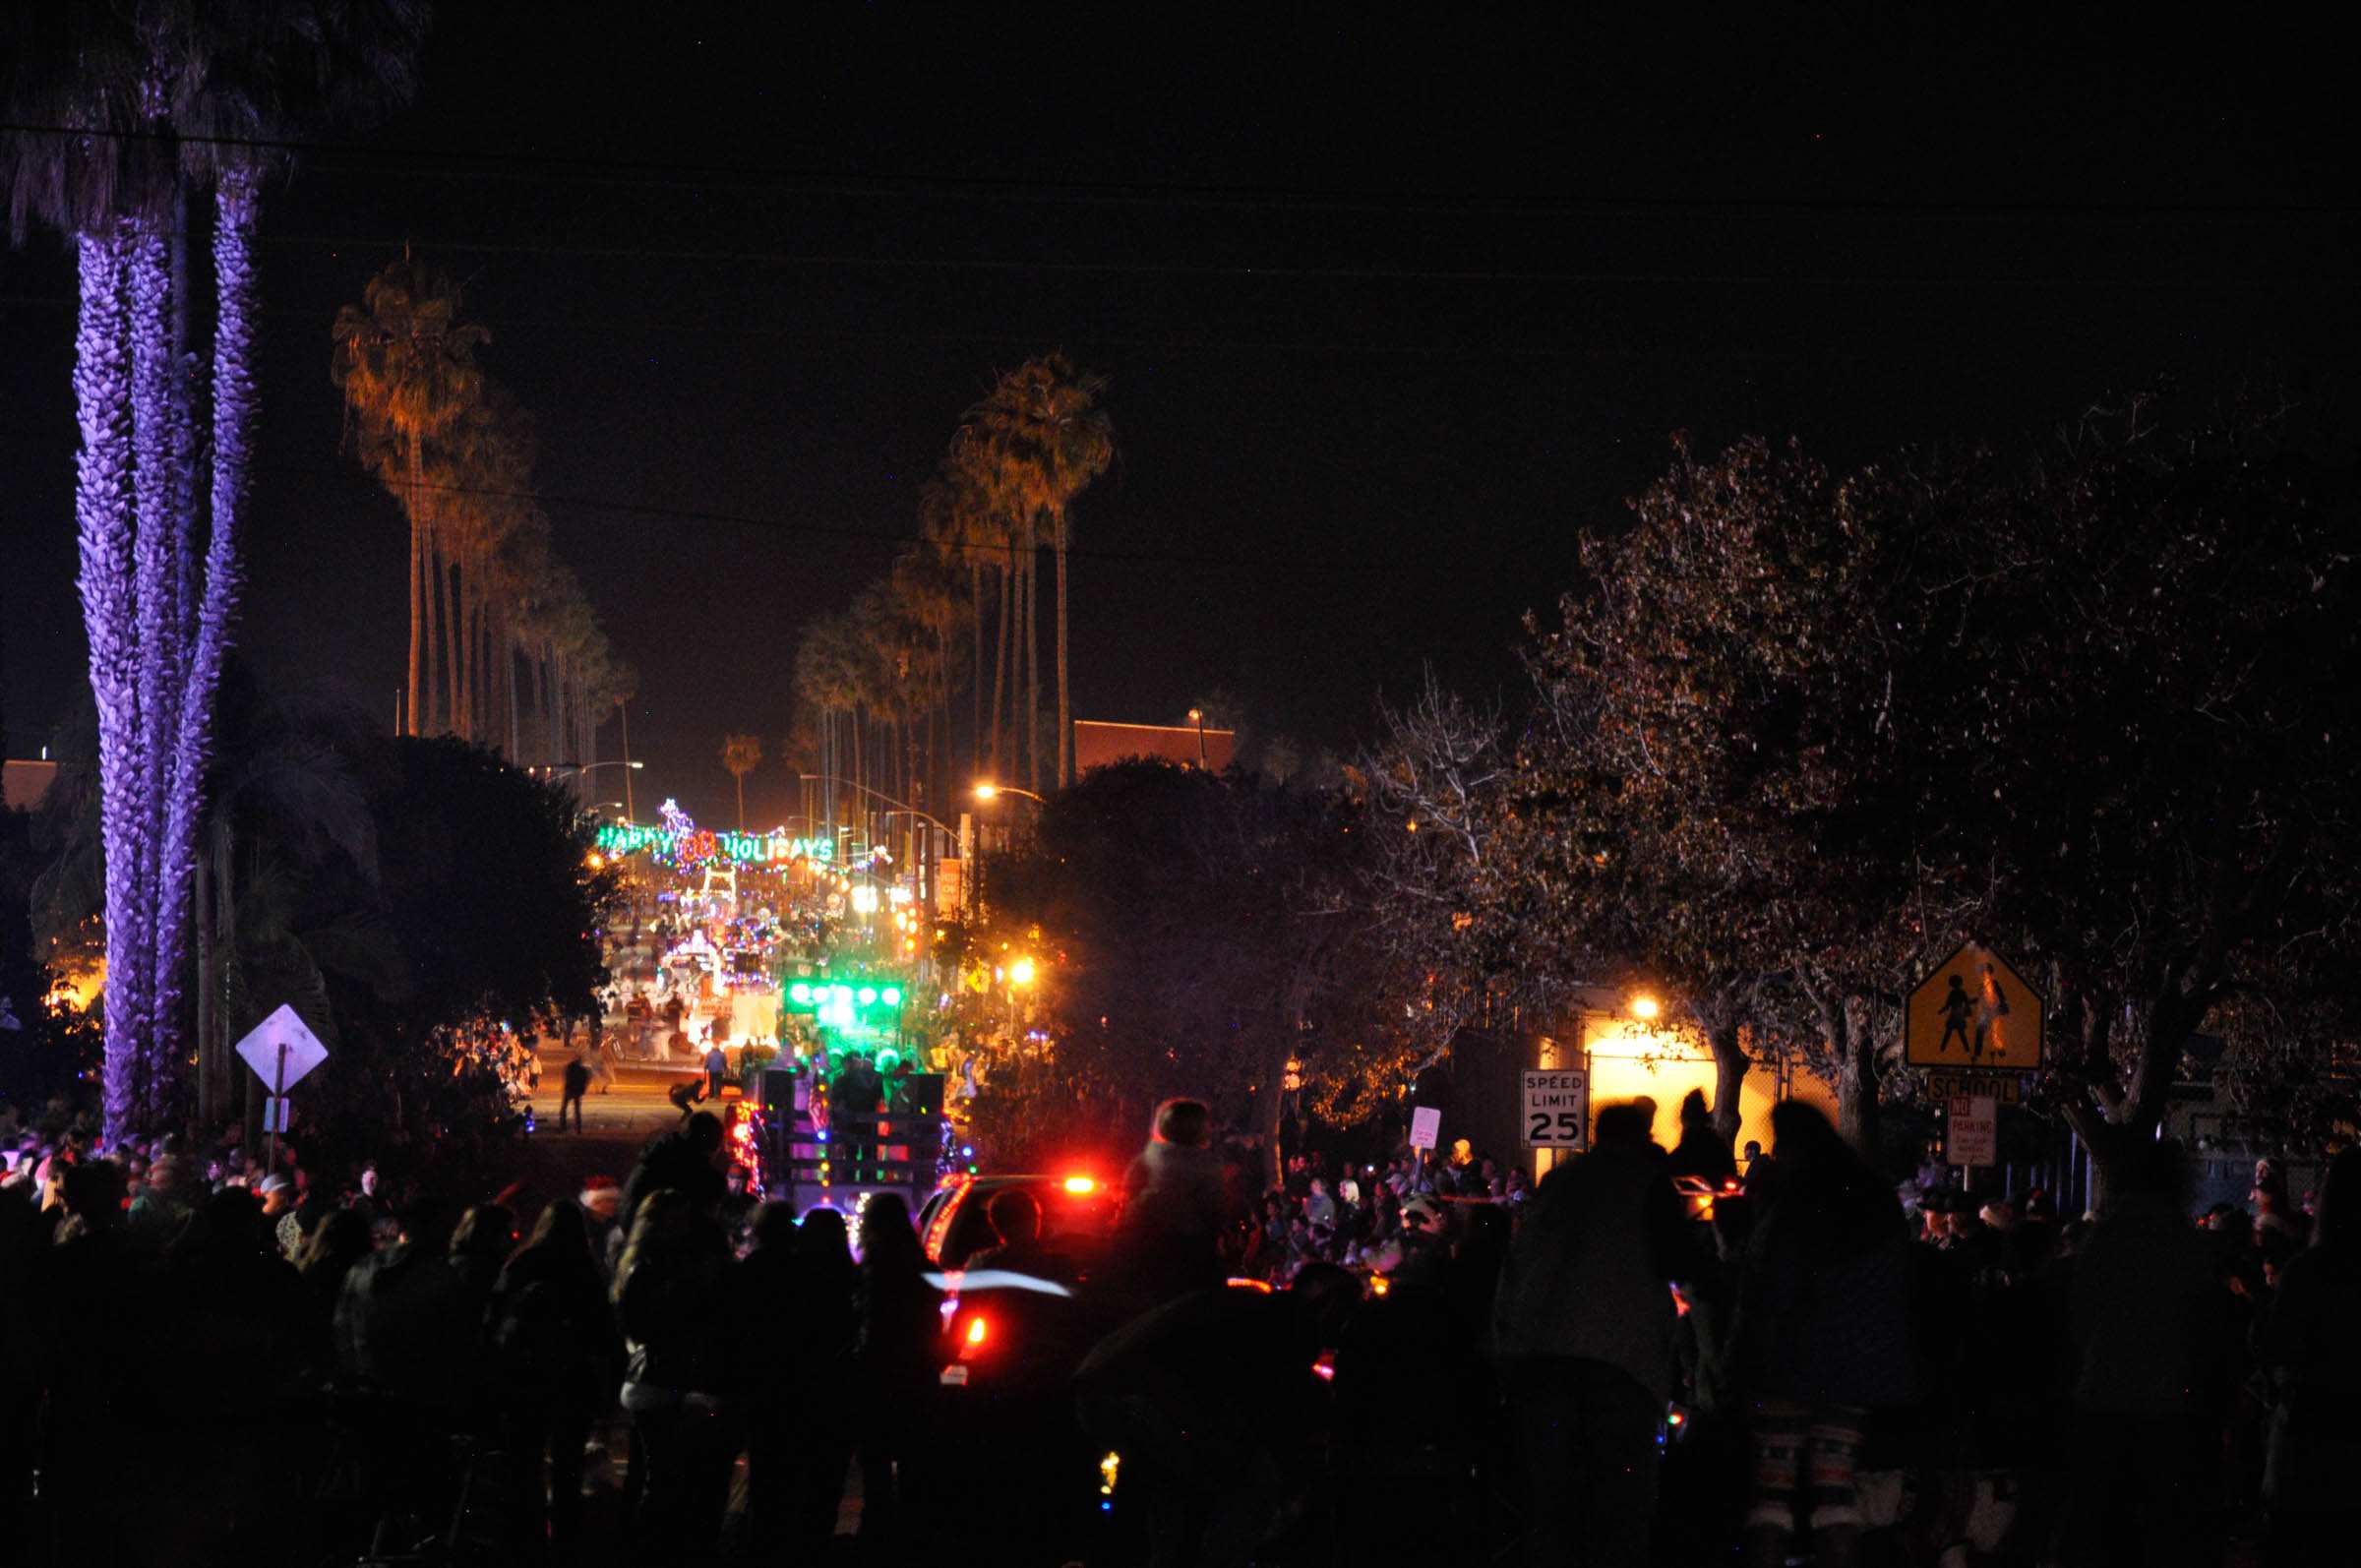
[{"xmin": 1907, "ymin": 943, "xmax": 2043, "ymax": 1070}]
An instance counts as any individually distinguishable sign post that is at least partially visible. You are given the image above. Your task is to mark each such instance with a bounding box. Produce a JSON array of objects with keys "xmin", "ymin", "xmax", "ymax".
[
  {"xmin": 1945, "ymin": 1094, "xmax": 1998, "ymax": 1179},
  {"xmin": 234, "ymin": 1004, "xmax": 330, "ymax": 1171}
]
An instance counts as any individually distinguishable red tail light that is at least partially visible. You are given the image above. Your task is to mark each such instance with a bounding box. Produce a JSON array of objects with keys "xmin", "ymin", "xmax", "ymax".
[{"xmin": 960, "ymin": 1313, "xmax": 990, "ymax": 1358}]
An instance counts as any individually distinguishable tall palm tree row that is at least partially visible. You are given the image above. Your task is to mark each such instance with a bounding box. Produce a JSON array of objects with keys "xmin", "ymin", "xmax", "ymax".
[
  {"xmin": 1, "ymin": 1, "xmax": 428, "ymax": 1142},
  {"xmin": 332, "ymin": 254, "xmax": 631, "ymax": 780},
  {"xmin": 961, "ymin": 355, "xmax": 1114, "ymax": 791},
  {"xmin": 784, "ymin": 356, "xmax": 1112, "ymax": 844}
]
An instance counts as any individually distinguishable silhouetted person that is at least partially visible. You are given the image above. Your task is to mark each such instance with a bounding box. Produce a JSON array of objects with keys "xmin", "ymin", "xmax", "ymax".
[
  {"xmin": 730, "ymin": 1202, "xmax": 806, "ymax": 1556},
  {"xmin": 853, "ymin": 1192, "xmax": 940, "ymax": 1546},
  {"xmin": 831, "ymin": 1054, "xmax": 882, "ymax": 1179},
  {"xmin": 2256, "ymin": 1145, "xmax": 2361, "ymax": 1565},
  {"xmin": 787, "ymin": 1207, "xmax": 860, "ymax": 1549},
  {"xmin": 1936, "ymin": 973, "xmax": 1973, "ymax": 1055},
  {"xmin": 1972, "ymin": 962, "xmax": 2010, "ymax": 1059},
  {"xmin": 1666, "ymin": 1087, "xmax": 1736, "ymax": 1183},
  {"xmin": 1732, "ymin": 1102, "xmax": 1912, "ymax": 1568},
  {"xmin": 614, "ymin": 1187, "xmax": 735, "ymax": 1560},
  {"xmin": 489, "ymin": 1200, "xmax": 616, "ymax": 1554},
  {"xmin": 1076, "ymin": 1262, "xmax": 1362, "ymax": 1568},
  {"xmin": 1109, "ymin": 1098, "xmax": 1231, "ymax": 1317},
  {"xmin": 1494, "ymin": 1101, "xmax": 1702, "ymax": 1568},
  {"xmin": 970, "ymin": 1186, "xmax": 1071, "ymax": 1282},
  {"xmin": 335, "ymin": 1196, "xmax": 473, "ymax": 1418},
  {"xmin": 296, "ymin": 1208, "xmax": 376, "ymax": 1372},
  {"xmin": 449, "ymin": 1202, "xmax": 517, "ymax": 1330},
  {"xmin": 156, "ymin": 1188, "xmax": 310, "ymax": 1418},
  {"xmin": 2064, "ymin": 1138, "xmax": 2223, "ymax": 1568},
  {"xmin": 625, "ymin": 1111, "xmax": 725, "ymax": 1225},
  {"xmin": 36, "ymin": 1162, "xmax": 147, "ymax": 1561},
  {"xmin": 560, "ymin": 1054, "xmax": 591, "ymax": 1132}
]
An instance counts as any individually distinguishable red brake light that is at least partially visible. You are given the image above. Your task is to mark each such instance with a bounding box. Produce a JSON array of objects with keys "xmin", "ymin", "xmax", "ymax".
[
  {"xmin": 1062, "ymin": 1175, "xmax": 1096, "ymax": 1195},
  {"xmin": 959, "ymin": 1313, "xmax": 990, "ymax": 1359}
]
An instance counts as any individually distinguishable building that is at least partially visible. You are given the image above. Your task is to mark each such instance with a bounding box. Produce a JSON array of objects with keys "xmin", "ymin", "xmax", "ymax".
[
  {"xmin": 1073, "ymin": 718, "xmax": 1236, "ymax": 774},
  {"xmin": 1, "ymin": 759, "xmax": 58, "ymax": 812}
]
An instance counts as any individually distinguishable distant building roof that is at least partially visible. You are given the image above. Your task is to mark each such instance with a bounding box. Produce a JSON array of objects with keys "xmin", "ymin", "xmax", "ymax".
[
  {"xmin": 1074, "ymin": 719, "xmax": 1237, "ymax": 775},
  {"xmin": 2, "ymin": 759, "xmax": 57, "ymax": 812}
]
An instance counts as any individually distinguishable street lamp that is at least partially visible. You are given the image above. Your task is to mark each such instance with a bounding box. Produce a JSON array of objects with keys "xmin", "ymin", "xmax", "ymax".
[
  {"xmin": 972, "ymin": 781, "xmax": 1046, "ymax": 806},
  {"xmin": 797, "ymin": 774, "xmax": 953, "ymax": 836},
  {"xmin": 1187, "ymin": 707, "xmax": 1208, "ymax": 770},
  {"xmin": 536, "ymin": 759, "xmax": 643, "ymax": 778}
]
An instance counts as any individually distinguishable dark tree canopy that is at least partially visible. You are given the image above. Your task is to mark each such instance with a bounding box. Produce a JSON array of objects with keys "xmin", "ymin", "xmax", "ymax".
[{"xmin": 972, "ymin": 759, "xmax": 1359, "ymax": 1167}]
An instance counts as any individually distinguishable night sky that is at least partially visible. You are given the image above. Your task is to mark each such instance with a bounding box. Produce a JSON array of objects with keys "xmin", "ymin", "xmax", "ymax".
[{"xmin": 5, "ymin": 9, "xmax": 2354, "ymax": 824}]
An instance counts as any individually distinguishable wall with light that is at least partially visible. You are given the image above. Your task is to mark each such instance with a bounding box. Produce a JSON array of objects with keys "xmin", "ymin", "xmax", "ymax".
[{"xmin": 1541, "ymin": 1007, "xmax": 1839, "ymax": 1171}]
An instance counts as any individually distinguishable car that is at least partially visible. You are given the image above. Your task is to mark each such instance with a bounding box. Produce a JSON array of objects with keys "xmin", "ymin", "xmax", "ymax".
[
  {"xmin": 920, "ymin": 1171, "xmax": 1120, "ymax": 1272},
  {"xmin": 918, "ymin": 1172, "xmax": 1134, "ymax": 1558}
]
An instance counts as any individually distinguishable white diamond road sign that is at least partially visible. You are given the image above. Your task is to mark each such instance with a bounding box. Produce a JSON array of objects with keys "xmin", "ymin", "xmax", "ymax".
[{"xmin": 234, "ymin": 1004, "xmax": 329, "ymax": 1094}]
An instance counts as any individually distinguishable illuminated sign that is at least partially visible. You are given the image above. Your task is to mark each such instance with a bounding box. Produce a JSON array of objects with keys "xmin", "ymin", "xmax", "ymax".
[
  {"xmin": 784, "ymin": 977, "xmax": 906, "ymax": 1032},
  {"xmin": 593, "ymin": 821, "xmax": 835, "ymax": 865}
]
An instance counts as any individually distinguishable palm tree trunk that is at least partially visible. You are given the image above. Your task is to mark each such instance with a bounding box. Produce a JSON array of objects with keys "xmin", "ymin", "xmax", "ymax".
[
  {"xmin": 158, "ymin": 175, "xmax": 257, "ymax": 1120},
  {"xmin": 76, "ymin": 224, "xmax": 146, "ymax": 1143},
  {"xmin": 194, "ymin": 830, "xmax": 215, "ymax": 1125},
  {"xmin": 1055, "ymin": 505, "xmax": 1071, "ymax": 789},
  {"xmin": 970, "ymin": 565, "xmax": 985, "ymax": 780},
  {"xmin": 437, "ymin": 534, "xmax": 460, "ymax": 740},
  {"xmin": 1024, "ymin": 545, "xmax": 1041, "ymax": 793},
  {"xmin": 456, "ymin": 550, "xmax": 474, "ymax": 743},
  {"xmin": 407, "ymin": 433, "xmax": 424, "ymax": 735},
  {"xmin": 992, "ymin": 563, "xmax": 1011, "ymax": 776}
]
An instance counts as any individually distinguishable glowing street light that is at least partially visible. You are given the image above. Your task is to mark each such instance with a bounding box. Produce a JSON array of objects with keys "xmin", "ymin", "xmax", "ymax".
[
  {"xmin": 1630, "ymin": 994, "xmax": 1662, "ymax": 1022},
  {"xmin": 973, "ymin": 780, "xmax": 1047, "ymax": 806},
  {"xmin": 1009, "ymin": 956, "xmax": 1038, "ymax": 987}
]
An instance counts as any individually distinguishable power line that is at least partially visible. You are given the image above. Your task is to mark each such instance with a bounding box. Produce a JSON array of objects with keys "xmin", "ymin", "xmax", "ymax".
[
  {"xmin": 0, "ymin": 293, "xmax": 1942, "ymax": 362},
  {"xmin": 4, "ymin": 119, "xmax": 2355, "ymax": 222},
  {"xmin": 259, "ymin": 461, "xmax": 1537, "ymax": 581},
  {"xmin": 240, "ymin": 231, "xmax": 2360, "ymax": 289}
]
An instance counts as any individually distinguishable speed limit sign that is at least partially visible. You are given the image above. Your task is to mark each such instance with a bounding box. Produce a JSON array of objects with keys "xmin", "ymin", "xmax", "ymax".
[{"xmin": 1523, "ymin": 1068, "xmax": 1589, "ymax": 1149}]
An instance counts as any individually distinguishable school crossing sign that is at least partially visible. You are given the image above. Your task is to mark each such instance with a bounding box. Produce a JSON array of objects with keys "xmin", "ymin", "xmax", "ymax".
[{"xmin": 1906, "ymin": 942, "xmax": 2044, "ymax": 1071}]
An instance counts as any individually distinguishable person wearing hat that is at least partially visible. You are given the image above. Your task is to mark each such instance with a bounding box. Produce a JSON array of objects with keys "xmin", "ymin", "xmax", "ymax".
[
  {"xmin": 580, "ymin": 1176, "xmax": 628, "ymax": 1280},
  {"xmin": 253, "ymin": 1172, "xmax": 299, "ymax": 1257}
]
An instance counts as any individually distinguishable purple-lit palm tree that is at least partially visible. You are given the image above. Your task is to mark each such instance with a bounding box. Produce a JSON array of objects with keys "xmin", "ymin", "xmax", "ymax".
[{"xmin": 3, "ymin": 2, "xmax": 427, "ymax": 1142}]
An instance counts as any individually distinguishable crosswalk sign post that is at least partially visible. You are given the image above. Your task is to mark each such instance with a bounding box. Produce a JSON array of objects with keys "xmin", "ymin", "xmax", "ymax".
[
  {"xmin": 234, "ymin": 1004, "xmax": 330, "ymax": 1170},
  {"xmin": 1907, "ymin": 943, "xmax": 2044, "ymax": 1072}
]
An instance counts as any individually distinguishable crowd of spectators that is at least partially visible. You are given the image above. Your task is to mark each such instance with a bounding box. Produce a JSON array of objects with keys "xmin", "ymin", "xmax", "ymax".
[
  {"xmin": 1235, "ymin": 1145, "xmax": 1528, "ymax": 1283},
  {"xmin": 8, "ymin": 1080, "xmax": 2359, "ymax": 1567},
  {"xmin": 0, "ymin": 1100, "xmax": 908, "ymax": 1566}
]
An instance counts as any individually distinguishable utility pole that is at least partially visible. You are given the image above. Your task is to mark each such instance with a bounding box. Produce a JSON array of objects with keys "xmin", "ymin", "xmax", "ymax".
[{"xmin": 618, "ymin": 700, "xmax": 636, "ymax": 817}]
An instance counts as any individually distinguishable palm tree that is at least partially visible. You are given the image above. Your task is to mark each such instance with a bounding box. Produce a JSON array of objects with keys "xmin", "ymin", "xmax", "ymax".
[
  {"xmin": 966, "ymin": 356, "xmax": 1114, "ymax": 789},
  {"xmin": 333, "ymin": 255, "xmax": 488, "ymax": 739},
  {"xmin": 721, "ymin": 734, "xmax": 763, "ymax": 831},
  {"xmin": 3, "ymin": 2, "xmax": 424, "ymax": 1139}
]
